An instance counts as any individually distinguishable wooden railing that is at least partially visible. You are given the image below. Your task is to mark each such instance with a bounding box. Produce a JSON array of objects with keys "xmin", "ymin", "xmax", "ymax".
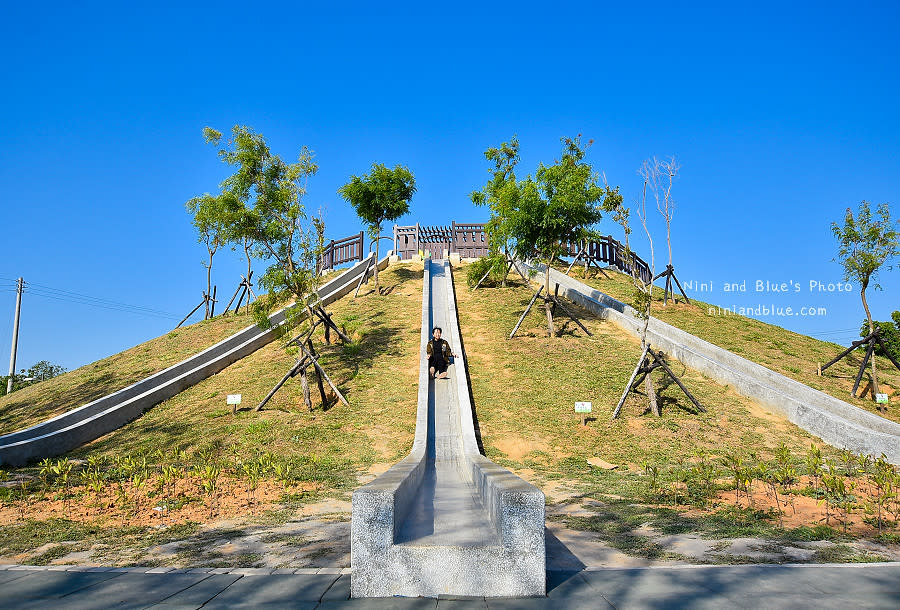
[
  {"xmin": 392, "ymin": 223, "xmax": 650, "ymax": 283},
  {"xmin": 393, "ymin": 222, "xmax": 489, "ymax": 260},
  {"xmin": 560, "ymin": 235, "xmax": 652, "ymax": 284},
  {"xmin": 318, "ymin": 231, "xmax": 365, "ymax": 273}
]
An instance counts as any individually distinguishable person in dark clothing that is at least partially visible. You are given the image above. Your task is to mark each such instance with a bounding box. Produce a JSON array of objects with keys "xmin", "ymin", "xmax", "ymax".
[{"xmin": 426, "ymin": 327, "xmax": 456, "ymax": 379}]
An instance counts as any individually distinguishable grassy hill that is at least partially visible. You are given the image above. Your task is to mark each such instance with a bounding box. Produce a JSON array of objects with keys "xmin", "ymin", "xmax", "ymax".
[
  {"xmin": 559, "ymin": 265, "xmax": 900, "ymax": 424},
  {"xmin": 1, "ymin": 260, "xmax": 898, "ymax": 567},
  {"xmin": 0, "ymin": 313, "xmax": 256, "ymax": 434}
]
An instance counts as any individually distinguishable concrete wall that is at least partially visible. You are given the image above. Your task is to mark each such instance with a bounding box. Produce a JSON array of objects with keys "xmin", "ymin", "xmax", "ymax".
[
  {"xmin": 518, "ymin": 261, "xmax": 900, "ymax": 464},
  {"xmin": 0, "ymin": 255, "xmax": 389, "ymax": 467},
  {"xmin": 351, "ymin": 260, "xmax": 545, "ymax": 598}
]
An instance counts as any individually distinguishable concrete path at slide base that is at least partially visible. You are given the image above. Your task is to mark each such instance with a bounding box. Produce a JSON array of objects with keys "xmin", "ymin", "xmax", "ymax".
[{"xmin": 0, "ymin": 564, "xmax": 897, "ymax": 608}]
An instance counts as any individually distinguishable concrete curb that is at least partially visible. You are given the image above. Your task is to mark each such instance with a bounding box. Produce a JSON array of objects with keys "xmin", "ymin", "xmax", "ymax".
[
  {"xmin": 518, "ymin": 261, "xmax": 900, "ymax": 464},
  {"xmin": 0, "ymin": 255, "xmax": 389, "ymax": 466}
]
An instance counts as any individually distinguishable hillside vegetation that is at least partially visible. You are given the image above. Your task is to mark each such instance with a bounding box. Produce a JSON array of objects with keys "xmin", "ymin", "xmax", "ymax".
[
  {"xmin": 2, "ymin": 261, "xmax": 899, "ymax": 567},
  {"xmin": 0, "ymin": 314, "xmax": 255, "ymax": 435},
  {"xmin": 563, "ymin": 265, "xmax": 900, "ymax": 424}
]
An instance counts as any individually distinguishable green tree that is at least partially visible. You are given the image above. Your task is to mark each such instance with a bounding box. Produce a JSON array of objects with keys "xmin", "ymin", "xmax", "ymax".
[
  {"xmin": 185, "ymin": 191, "xmax": 234, "ymax": 318},
  {"xmin": 832, "ymin": 200, "xmax": 900, "ymax": 397},
  {"xmin": 499, "ymin": 135, "xmax": 620, "ymax": 335},
  {"xmin": 203, "ymin": 125, "xmax": 320, "ymax": 324},
  {"xmin": 26, "ymin": 360, "xmax": 66, "ymax": 382},
  {"xmin": 860, "ymin": 311, "xmax": 900, "ymax": 362},
  {"xmin": 225, "ymin": 199, "xmax": 261, "ymax": 307},
  {"xmin": 0, "ymin": 360, "xmax": 66, "ymax": 396},
  {"xmin": 469, "ymin": 136, "xmax": 521, "ymax": 286},
  {"xmin": 338, "ymin": 163, "xmax": 416, "ymax": 294}
]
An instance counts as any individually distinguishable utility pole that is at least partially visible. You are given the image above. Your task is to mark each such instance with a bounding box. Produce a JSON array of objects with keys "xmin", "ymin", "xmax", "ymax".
[{"xmin": 6, "ymin": 278, "xmax": 23, "ymax": 395}]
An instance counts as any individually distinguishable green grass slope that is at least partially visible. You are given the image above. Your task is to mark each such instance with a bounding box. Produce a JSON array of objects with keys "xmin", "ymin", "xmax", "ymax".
[
  {"xmin": 66, "ymin": 263, "xmax": 424, "ymax": 482},
  {"xmin": 0, "ymin": 313, "xmax": 256, "ymax": 435},
  {"xmin": 453, "ymin": 265, "xmax": 831, "ymax": 482},
  {"xmin": 3, "ymin": 261, "xmax": 900, "ymax": 565},
  {"xmin": 562, "ymin": 266, "xmax": 900, "ymax": 424}
]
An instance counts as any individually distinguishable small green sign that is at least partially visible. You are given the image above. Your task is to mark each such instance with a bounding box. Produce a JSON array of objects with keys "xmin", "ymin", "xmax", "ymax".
[
  {"xmin": 876, "ymin": 393, "xmax": 889, "ymax": 404},
  {"xmin": 574, "ymin": 401, "xmax": 592, "ymax": 413}
]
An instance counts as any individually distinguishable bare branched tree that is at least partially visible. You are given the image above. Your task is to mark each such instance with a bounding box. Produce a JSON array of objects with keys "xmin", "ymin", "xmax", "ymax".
[
  {"xmin": 635, "ymin": 161, "xmax": 659, "ymax": 415},
  {"xmin": 643, "ymin": 156, "xmax": 687, "ymax": 306}
]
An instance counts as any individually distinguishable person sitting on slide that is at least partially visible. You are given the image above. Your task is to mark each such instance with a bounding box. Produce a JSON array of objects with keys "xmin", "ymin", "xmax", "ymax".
[{"xmin": 426, "ymin": 327, "xmax": 456, "ymax": 379}]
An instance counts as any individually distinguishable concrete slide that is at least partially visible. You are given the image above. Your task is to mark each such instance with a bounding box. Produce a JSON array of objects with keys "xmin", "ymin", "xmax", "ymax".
[
  {"xmin": 517, "ymin": 260, "xmax": 900, "ymax": 464},
  {"xmin": 351, "ymin": 260, "xmax": 545, "ymax": 598},
  {"xmin": 0, "ymin": 255, "xmax": 388, "ymax": 467}
]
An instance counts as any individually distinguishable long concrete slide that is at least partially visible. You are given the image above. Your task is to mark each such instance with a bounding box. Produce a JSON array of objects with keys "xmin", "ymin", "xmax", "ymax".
[
  {"xmin": 0, "ymin": 255, "xmax": 389, "ymax": 467},
  {"xmin": 517, "ymin": 261, "xmax": 900, "ymax": 464},
  {"xmin": 351, "ymin": 260, "xmax": 545, "ymax": 598}
]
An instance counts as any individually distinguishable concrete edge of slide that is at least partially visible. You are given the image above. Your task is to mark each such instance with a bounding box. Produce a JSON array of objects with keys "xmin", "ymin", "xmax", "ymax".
[
  {"xmin": 518, "ymin": 261, "xmax": 900, "ymax": 464},
  {"xmin": 0, "ymin": 255, "xmax": 389, "ymax": 466},
  {"xmin": 441, "ymin": 261, "xmax": 546, "ymax": 590},
  {"xmin": 350, "ymin": 260, "xmax": 430, "ymax": 590}
]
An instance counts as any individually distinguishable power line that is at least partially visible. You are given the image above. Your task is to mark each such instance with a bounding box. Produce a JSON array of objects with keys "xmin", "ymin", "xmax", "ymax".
[{"xmin": 21, "ymin": 281, "xmax": 180, "ymax": 321}]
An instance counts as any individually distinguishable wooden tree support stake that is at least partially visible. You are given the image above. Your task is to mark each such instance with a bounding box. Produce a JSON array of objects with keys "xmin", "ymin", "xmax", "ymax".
[
  {"xmin": 473, "ymin": 268, "xmax": 491, "ymax": 290},
  {"xmin": 354, "ymin": 256, "xmax": 375, "ymax": 298},
  {"xmin": 613, "ymin": 344, "xmax": 649, "ymax": 419},
  {"xmin": 820, "ymin": 328, "xmax": 900, "ymax": 398},
  {"xmin": 510, "ymin": 286, "xmax": 544, "ymax": 339},
  {"xmin": 612, "ymin": 344, "xmax": 704, "ymax": 418},
  {"xmin": 176, "ymin": 293, "xmax": 210, "ymax": 329},
  {"xmin": 209, "ymin": 286, "xmax": 218, "ymax": 318},
  {"xmin": 653, "ymin": 264, "xmax": 690, "ymax": 306},
  {"xmin": 565, "ymin": 246, "xmax": 588, "ymax": 275},
  {"xmin": 509, "ymin": 282, "xmax": 592, "ymax": 339},
  {"xmin": 223, "ymin": 271, "xmax": 255, "ymax": 315},
  {"xmin": 315, "ymin": 306, "xmax": 350, "ymax": 344},
  {"xmin": 256, "ymin": 336, "xmax": 349, "ymax": 412},
  {"xmin": 299, "ymin": 341, "xmax": 349, "ymax": 407},
  {"xmin": 255, "ymin": 356, "xmax": 309, "ymax": 411}
]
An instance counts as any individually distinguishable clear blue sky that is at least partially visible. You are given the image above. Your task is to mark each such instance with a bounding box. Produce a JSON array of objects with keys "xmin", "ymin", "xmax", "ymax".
[{"xmin": 1, "ymin": 1, "xmax": 898, "ymax": 372}]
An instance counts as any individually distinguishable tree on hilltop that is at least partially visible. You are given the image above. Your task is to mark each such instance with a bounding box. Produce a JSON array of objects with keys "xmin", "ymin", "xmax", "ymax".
[
  {"xmin": 499, "ymin": 135, "xmax": 620, "ymax": 336},
  {"xmin": 338, "ymin": 163, "xmax": 416, "ymax": 295},
  {"xmin": 203, "ymin": 126, "xmax": 320, "ymax": 320},
  {"xmin": 468, "ymin": 136, "xmax": 521, "ymax": 287},
  {"xmin": 185, "ymin": 191, "xmax": 234, "ymax": 319}
]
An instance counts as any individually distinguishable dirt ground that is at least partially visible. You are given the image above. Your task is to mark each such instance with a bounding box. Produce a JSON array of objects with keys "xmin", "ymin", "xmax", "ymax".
[{"xmin": 3, "ymin": 470, "xmax": 899, "ymax": 569}]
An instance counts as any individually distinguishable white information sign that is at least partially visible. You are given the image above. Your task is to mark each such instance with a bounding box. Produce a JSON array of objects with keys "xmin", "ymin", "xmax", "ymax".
[
  {"xmin": 574, "ymin": 401, "xmax": 592, "ymax": 413},
  {"xmin": 876, "ymin": 393, "xmax": 889, "ymax": 404},
  {"xmin": 227, "ymin": 394, "xmax": 242, "ymax": 405}
]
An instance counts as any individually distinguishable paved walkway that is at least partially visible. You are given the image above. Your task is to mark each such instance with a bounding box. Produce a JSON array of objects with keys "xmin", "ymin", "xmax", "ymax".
[{"xmin": 0, "ymin": 563, "xmax": 898, "ymax": 608}]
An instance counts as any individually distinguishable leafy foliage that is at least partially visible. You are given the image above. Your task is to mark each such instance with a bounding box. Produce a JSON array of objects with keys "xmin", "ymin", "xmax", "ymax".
[
  {"xmin": 337, "ymin": 163, "xmax": 416, "ymax": 238},
  {"xmin": 831, "ymin": 200, "xmax": 899, "ymax": 326},
  {"xmin": 860, "ymin": 312, "xmax": 900, "ymax": 361},
  {"xmin": 470, "ymin": 136, "xmax": 522, "ymax": 256},
  {"xmin": 472, "ymin": 135, "xmax": 622, "ymax": 267},
  {"xmin": 465, "ymin": 253, "xmax": 510, "ymax": 288},
  {"xmin": 201, "ymin": 126, "xmax": 321, "ymax": 323},
  {"xmin": 0, "ymin": 360, "xmax": 66, "ymax": 396},
  {"xmin": 338, "ymin": 162, "xmax": 415, "ymax": 293}
]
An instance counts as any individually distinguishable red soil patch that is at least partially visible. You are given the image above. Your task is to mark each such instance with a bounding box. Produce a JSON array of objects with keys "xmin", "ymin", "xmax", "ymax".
[{"xmin": 0, "ymin": 476, "xmax": 319, "ymax": 528}]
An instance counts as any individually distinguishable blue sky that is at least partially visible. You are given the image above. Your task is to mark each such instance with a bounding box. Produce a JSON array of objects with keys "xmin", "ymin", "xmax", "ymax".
[{"xmin": 1, "ymin": 1, "xmax": 899, "ymax": 372}]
